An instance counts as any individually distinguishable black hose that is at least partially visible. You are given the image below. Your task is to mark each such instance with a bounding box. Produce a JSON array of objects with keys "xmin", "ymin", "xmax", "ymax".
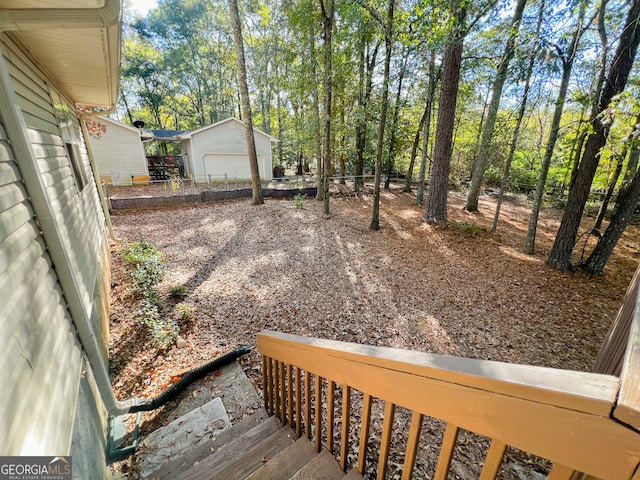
[{"xmin": 127, "ymin": 346, "xmax": 251, "ymax": 413}]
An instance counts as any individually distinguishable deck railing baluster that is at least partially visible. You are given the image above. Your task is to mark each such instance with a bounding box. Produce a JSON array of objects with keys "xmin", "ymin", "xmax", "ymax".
[
  {"xmin": 279, "ymin": 361, "xmax": 286, "ymax": 424},
  {"xmin": 377, "ymin": 401, "xmax": 396, "ymax": 480},
  {"xmin": 274, "ymin": 360, "xmax": 281, "ymax": 420},
  {"xmin": 357, "ymin": 393, "xmax": 372, "ymax": 474},
  {"xmin": 315, "ymin": 375, "xmax": 323, "ymax": 452},
  {"xmin": 479, "ymin": 439, "xmax": 507, "ymax": 480},
  {"xmin": 287, "ymin": 364, "xmax": 294, "ymax": 428},
  {"xmin": 340, "ymin": 385, "xmax": 351, "ymax": 471},
  {"xmin": 401, "ymin": 412, "xmax": 423, "ymax": 480},
  {"xmin": 295, "ymin": 367, "xmax": 302, "ymax": 438},
  {"xmin": 434, "ymin": 423, "xmax": 459, "ymax": 480},
  {"xmin": 547, "ymin": 464, "xmax": 577, "ymax": 480},
  {"xmin": 327, "ymin": 381, "xmax": 335, "ymax": 453},
  {"xmin": 262, "ymin": 356, "xmax": 269, "ymax": 413},
  {"xmin": 304, "ymin": 371, "xmax": 311, "ymax": 440}
]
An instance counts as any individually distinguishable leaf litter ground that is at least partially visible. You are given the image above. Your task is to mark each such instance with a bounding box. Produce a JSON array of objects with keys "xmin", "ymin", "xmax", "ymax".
[{"xmin": 109, "ymin": 188, "xmax": 639, "ymax": 479}]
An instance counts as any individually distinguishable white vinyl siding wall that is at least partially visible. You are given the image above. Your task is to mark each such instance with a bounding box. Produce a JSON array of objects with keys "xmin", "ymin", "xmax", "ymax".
[
  {"xmin": 88, "ymin": 119, "xmax": 149, "ymax": 182},
  {"xmin": 0, "ymin": 34, "xmax": 109, "ymax": 455}
]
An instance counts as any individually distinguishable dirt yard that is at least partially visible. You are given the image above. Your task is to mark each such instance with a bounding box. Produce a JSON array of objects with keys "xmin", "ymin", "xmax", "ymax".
[{"xmin": 108, "ymin": 188, "xmax": 639, "ymax": 479}]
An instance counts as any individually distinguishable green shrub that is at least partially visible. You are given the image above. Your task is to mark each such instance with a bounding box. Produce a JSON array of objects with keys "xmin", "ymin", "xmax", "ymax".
[
  {"xmin": 294, "ymin": 193, "xmax": 307, "ymax": 209},
  {"xmin": 169, "ymin": 285, "xmax": 188, "ymax": 298},
  {"xmin": 483, "ymin": 166, "xmax": 503, "ymax": 188},
  {"xmin": 121, "ymin": 237, "xmax": 166, "ymax": 293},
  {"xmin": 120, "ymin": 238, "xmax": 178, "ymax": 348},
  {"xmin": 175, "ymin": 303, "xmax": 193, "ymax": 321},
  {"xmin": 452, "ymin": 220, "xmax": 484, "ymax": 238}
]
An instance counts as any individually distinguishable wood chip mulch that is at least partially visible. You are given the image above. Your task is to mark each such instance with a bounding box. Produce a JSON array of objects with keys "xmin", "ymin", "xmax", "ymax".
[{"xmin": 108, "ymin": 189, "xmax": 639, "ymax": 479}]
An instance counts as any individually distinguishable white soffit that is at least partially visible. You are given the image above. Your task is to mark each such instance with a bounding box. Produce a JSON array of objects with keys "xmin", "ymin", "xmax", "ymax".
[{"xmin": 0, "ymin": 0, "xmax": 121, "ymax": 107}]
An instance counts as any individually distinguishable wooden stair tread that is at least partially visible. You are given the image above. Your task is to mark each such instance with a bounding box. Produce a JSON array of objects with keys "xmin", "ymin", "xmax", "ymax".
[
  {"xmin": 245, "ymin": 436, "xmax": 317, "ymax": 479},
  {"xmin": 210, "ymin": 425, "xmax": 297, "ymax": 480},
  {"xmin": 146, "ymin": 409, "xmax": 270, "ymax": 480},
  {"xmin": 175, "ymin": 417, "xmax": 292, "ymax": 480},
  {"xmin": 289, "ymin": 450, "xmax": 345, "ymax": 480},
  {"xmin": 343, "ymin": 468, "xmax": 365, "ymax": 479}
]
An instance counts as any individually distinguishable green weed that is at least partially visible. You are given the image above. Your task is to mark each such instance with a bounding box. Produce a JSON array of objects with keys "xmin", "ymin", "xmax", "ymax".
[
  {"xmin": 452, "ymin": 220, "xmax": 484, "ymax": 238},
  {"xmin": 294, "ymin": 193, "xmax": 307, "ymax": 209},
  {"xmin": 175, "ymin": 303, "xmax": 193, "ymax": 321},
  {"xmin": 169, "ymin": 285, "xmax": 187, "ymax": 298}
]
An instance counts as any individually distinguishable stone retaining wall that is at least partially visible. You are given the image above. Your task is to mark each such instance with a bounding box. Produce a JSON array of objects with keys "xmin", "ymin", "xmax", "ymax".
[{"xmin": 109, "ymin": 187, "xmax": 318, "ymax": 211}]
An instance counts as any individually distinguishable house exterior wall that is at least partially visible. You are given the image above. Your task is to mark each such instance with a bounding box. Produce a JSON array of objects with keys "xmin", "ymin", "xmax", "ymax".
[
  {"xmin": 0, "ymin": 33, "xmax": 111, "ymax": 478},
  {"xmin": 188, "ymin": 119, "xmax": 273, "ymax": 181},
  {"xmin": 87, "ymin": 118, "xmax": 149, "ymax": 184}
]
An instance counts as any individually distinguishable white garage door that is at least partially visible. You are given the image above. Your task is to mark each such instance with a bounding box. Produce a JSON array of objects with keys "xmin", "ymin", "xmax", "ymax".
[{"xmin": 202, "ymin": 153, "xmax": 265, "ymax": 180}]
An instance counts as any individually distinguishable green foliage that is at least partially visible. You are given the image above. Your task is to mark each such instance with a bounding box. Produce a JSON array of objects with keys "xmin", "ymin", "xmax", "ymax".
[
  {"xmin": 169, "ymin": 284, "xmax": 187, "ymax": 298},
  {"xmin": 294, "ymin": 193, "xmax": 307, "ymax": 209},
  {"xmin": 116, "ymin": 0, "xmax": 625, "ymax": 210},
  {"xmin": 168, "ymin": 175, "xmax": 183, "ymax": 193},
  {"xmin": 120, "ymin": 238, "xmax": 178, "ymax": 348},
  {"xmin": 483, "ymin": 166, "xmax": 502, "ymax": 188},
  {"xmin": 121, "ymin": 237, "xmax": 166, "ymax": 292},
  {"xmin": 452, "ymin": 221, "xmax": 485, "ymax": 238},
  {"xmin": 175, "ymin": 303, "xmax": 193, "ymax": 321},
  {"xmin": 136, "ymin": 300, "xmax": 179, "ymax": 349}
]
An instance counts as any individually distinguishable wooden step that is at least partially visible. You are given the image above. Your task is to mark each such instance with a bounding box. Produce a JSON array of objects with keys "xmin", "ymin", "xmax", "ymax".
[
  {"xmin": 175, "ymin": 421, "xmax": 296, "ymax": 480},
  {"xmin": 146, "ymin": 409, "xmax": 270, "ymax": 479},
  {"xmin": 289, "ymin": 450, "xmax": 345, "ymax": 480},
  {"xmin": 343, "ymin": 468, "xmax": 366, "ymax": 479},
  {"xmin": 245, "ymin": 436, "xmax": 317, "ymax": 479}
]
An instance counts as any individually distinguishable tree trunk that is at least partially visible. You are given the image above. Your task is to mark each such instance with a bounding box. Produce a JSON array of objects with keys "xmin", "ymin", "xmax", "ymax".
[
  {"xmin": 594, "ymin": 151, "xmax": 624, "ymax": 231},
  {"xmin": 355, "ymin": 37, "xmax": 379, "ymax": 192},
  {"xmin": 523, "ymin": 6, "xmax": 584, "ymax": 254},
  {"xmin": 465, "ymin": 0, "xmax": 528, "ymax": 212},
  {"xmin": 583, "ymin": 164, "xmax": 640, "ymax": 274},
  {"xmin": 403, "ymin": 105, "xmax": 428, "ymax": 193},
  {"xmin": 548, "ymin": 0, "xmax": 640, "ymax": 270},
  {"xmin": 308, "ymin": 32, "xmax": 324, "ymax": 201},
  {"xmin": 416, "ymin": 51, "xmax": 437, "ymax": 206},
  {"xmin": 423, "ymin": 6, "xmax": 466, "ymax": 224},
  {"xmin": 623, "ymin": 128, "xmax": 640, "ymax": 184},
  {"xmin": 354, "ymin": 33, "xmax": 366, "ymax": 192},
  {"xmin": 228, "ymin": 0, "xmax": 263, "ymax": 205},
  {"xmin": 339, "ymin": 105, "xmax": 346, "ymax": 184},
  {"xmin": 120, "ymin": 90, "xmax": 135, "ymax": 125},
  {"xmin": 384, "ymin": 48, "xmax": 409, "ymax": 190},
  {"xmin": 563, "ymin": 113, "xmax": 586, "ymax": 189},
  {"xmin": 320, "ymin": 0, "xmax": 334, "ymax": 216},
  {"xmin": 370, "ymin": 0, "xmax": 394, "ymax": 231},
  {"xmin": 492, "ymin": 0, "xmax": 544, "ymax": 232}
]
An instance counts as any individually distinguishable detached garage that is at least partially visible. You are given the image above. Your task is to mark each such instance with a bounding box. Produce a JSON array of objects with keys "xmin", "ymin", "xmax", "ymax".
[
  {"xmin": 181, "ymin": 117, "xmax": 276, "ymax": 181},
  {"xmin": 86, "ymin": 116, "xmax": 149, "ymax": 184}
]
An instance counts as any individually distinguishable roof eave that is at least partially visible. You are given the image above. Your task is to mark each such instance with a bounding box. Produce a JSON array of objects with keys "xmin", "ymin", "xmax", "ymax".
[{"xmin": 0, "ymin": 0, "xmax": 122, "ymax": 108}]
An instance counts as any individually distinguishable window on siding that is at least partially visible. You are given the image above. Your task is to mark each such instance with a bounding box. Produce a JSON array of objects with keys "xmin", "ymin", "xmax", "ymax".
[
  {"xmin": 50, "ymin": 88, "xmax": 87, "ymax": 193},
  {"xmin": 66, "ymin": 143, "xmax": 86, "ymax": 192}
]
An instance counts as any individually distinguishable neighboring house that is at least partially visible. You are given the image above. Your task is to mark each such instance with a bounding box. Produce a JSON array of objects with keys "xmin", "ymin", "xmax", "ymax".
[
  {"xmin": 86, "ymin": 117, "xmax": 150, "ymax": 185},
  {"xmin": 0, "ymin": 2, "xmax": 123, "ymax": 479},
  {"xmin": 179, "ymin": 117, "xmax": 276, "ymax": 181}
]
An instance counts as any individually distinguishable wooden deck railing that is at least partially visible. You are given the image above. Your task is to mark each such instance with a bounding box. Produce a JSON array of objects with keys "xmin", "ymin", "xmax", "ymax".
[{"xmin": 258, "ymin": 329, "xmax": 640, "ymax": 479}]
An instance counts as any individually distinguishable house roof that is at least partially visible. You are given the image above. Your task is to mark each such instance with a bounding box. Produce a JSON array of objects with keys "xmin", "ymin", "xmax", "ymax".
[
  {"xmin": 180, "ymin": 117, "xmax": 279, "ymax": 142},
  {"xmin": 0, "ymin": 0, "xmax": 121, "ymax": 108},
  {"xmin": 146, "ymin": 129, "xmax": 192, "ymax": 141}
]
